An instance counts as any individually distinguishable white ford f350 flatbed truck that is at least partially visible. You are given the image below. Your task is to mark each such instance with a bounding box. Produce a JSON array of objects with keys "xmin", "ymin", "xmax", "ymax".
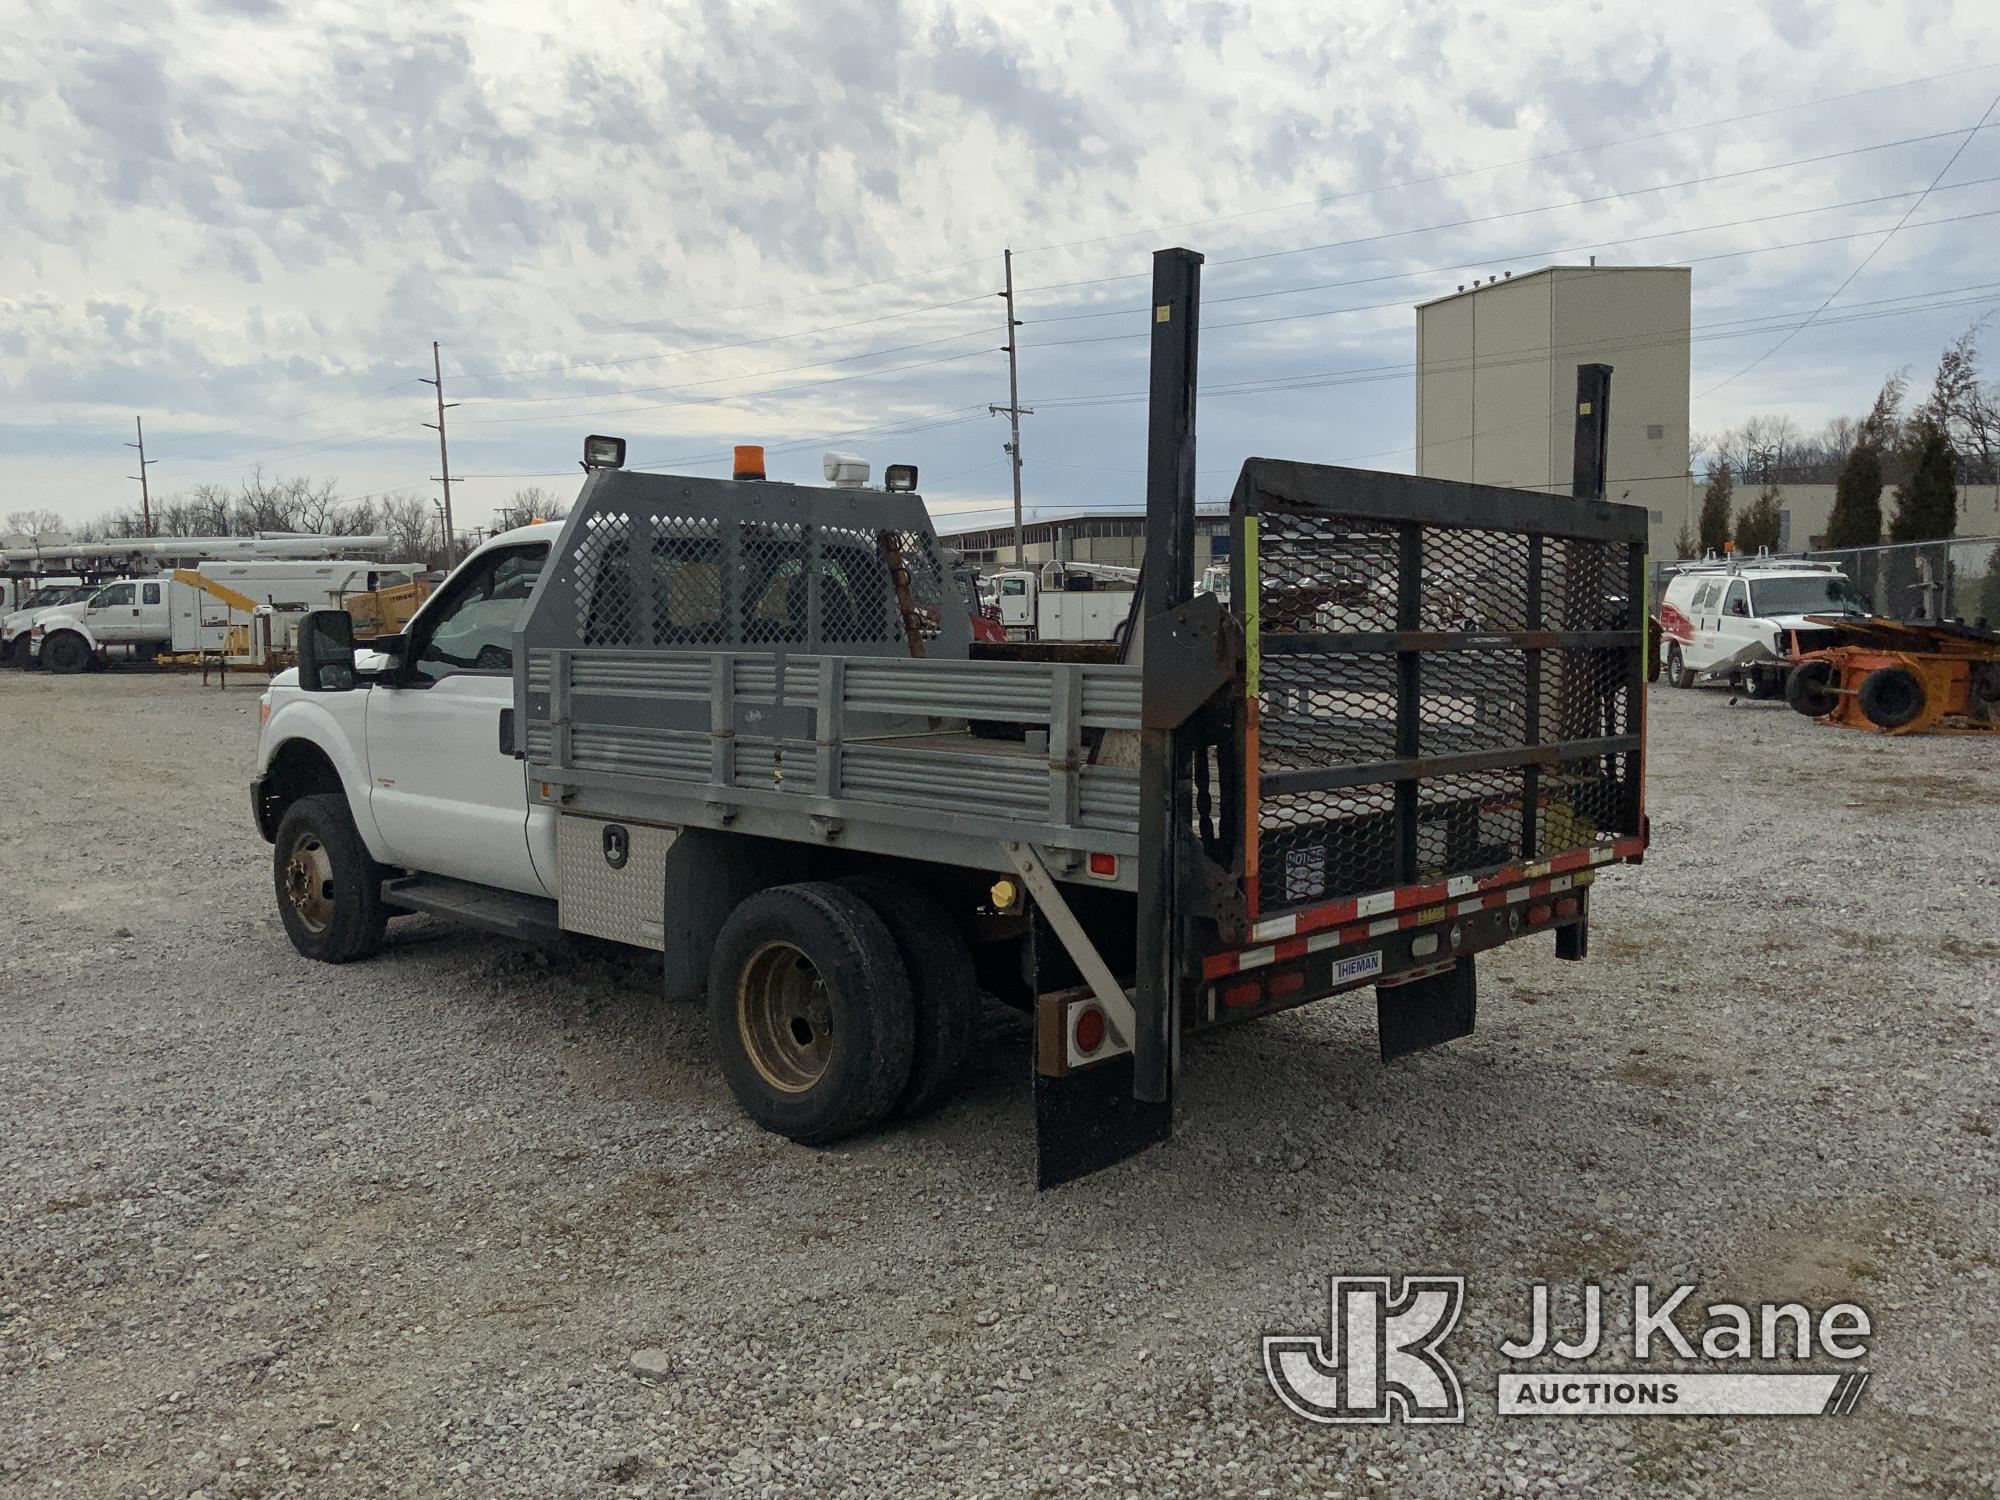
[{"xmin": 251, "ymin": 250, "xmax": 1650, "ymax": 1185}]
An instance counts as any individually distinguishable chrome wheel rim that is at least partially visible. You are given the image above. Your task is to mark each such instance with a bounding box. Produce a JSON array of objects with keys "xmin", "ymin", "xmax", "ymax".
[
  {"xmin": 283, "ymin": 834, "xmax": 335, "ymax": 934},
  {"xmin": 737, "ymin": 941, "xmax": 832, "ymax": 1092}
]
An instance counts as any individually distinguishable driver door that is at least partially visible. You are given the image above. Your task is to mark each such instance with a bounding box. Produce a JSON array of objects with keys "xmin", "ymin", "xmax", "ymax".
[
  {"xmin": 365, "ymin": 543, "xmax": 549, "ymax": 895},
  {"xmin": 84, "ymin": 582, "xmax": 140, "ymax": 643},
  {"xmin": 1712, "ymin": 579, "xmax": 1757, "ymax": 668}
]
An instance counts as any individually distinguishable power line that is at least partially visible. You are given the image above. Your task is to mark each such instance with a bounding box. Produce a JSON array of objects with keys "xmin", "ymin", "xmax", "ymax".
[
  {"xmin": 1026, "ymin": 175, "xmax": 2000, "ymax": 326},
  {"xmin": 452, "ymin": 293, "xmax": 996, "ymax": 383},
  {"xmin": 147, "ymin": 379, "xmax": 425, "ymax": 448},
  {"xmin": 452, "ymin": 345, "xmax": 999, "ymax": 430},
  {"xmin": 457, "ymin": 323, "xmax": 1005, "ymax": 413},
  {"xmin": 1700, "ymin": 87, "xmax": 2000, "ymax": 398},
  {"xmin": 1016, "ymin": 123, "xmax": 2000, "ymax": 298},
  {"xmin": 1009, "ymin": 62, "xmax": 2000, "ymax": 259},
  {"xmin": 1023, "ymin": 205, "xmax": 2000, "ymax": 351}
]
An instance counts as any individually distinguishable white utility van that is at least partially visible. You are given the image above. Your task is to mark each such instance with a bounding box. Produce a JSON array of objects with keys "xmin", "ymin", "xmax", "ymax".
[{"xmin": 1658, "ymin": 554, "xmax": 1867, "ymax": 694}]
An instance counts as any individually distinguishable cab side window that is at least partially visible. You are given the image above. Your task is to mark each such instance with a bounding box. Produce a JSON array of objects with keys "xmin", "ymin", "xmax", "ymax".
[
  {"xmin": 142, "ymin": 583, "xmax": 162, "ymax": 605},
  {"xmin": 411, "ymin": 545, "xmax": 549, "ymax": 682},
  {"xmin": 94, "ymin": 583, "xmax": 136, "ymax": 608},
  {"xmin": 1723, "ymin": 581, "xmax": 1749, "ymax": 617}
]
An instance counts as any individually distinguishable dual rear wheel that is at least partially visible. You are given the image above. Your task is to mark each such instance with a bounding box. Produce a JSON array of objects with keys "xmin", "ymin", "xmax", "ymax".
[{"xmin": 707, "ymin": 878, "xmax": 978, "ymax": 1145}]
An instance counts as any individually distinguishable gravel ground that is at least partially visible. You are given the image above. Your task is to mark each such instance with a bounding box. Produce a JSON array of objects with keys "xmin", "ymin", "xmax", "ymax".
[{"xmin": 2, "ymin": 669, "xmax": 1996, "ymax": 1499}]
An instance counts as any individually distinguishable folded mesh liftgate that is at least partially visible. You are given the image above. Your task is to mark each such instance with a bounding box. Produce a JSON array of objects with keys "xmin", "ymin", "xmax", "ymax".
[{"xmin": 1229, "ymin": 460, "xmax": 1648, "ymax": 924}]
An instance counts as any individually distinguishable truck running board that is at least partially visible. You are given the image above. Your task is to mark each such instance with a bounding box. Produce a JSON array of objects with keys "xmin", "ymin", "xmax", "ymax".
[{"xmin": 381, "ymin": 875, "xmax": 562, "ymax": 943}]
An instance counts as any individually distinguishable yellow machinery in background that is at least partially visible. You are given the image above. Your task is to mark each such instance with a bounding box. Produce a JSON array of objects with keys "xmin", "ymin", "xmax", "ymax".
[{"xmin": 344, "ymin": 576, "xmax": 435, "ymax": 638}]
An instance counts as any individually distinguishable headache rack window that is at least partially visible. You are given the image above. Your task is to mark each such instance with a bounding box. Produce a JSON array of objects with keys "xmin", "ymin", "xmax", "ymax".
[{"xmin": 1231, "ymin": 461, "xmax": 1647, "ymax": 919}]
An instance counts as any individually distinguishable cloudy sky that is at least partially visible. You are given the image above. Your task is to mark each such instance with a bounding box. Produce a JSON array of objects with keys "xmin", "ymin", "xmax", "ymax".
[{"xmin": 3, "ymin": 0, "xmax": 1998, "ymax": 537}]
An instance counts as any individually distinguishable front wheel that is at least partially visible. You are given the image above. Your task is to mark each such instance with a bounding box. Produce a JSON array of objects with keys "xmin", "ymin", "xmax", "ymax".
[
  {"xmin": 1665, "ymin": 643, "xmax": 1695, "ymax": 689},
  {"xmin": 273, "ymin": 793, "xmax": 388, "ymax": 962},
  {"xmin": 708, "ymin": 883, "xmax": 915, "ymax": 1145},
  {"xmin": 42, "ymin": 633, "xmax": 91, "ymax": 675}
]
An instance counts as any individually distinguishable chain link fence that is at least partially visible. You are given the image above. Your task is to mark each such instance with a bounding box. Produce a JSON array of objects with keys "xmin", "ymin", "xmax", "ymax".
[{"xmin": 1653, "ymin": 535, "xmax": 2000, "ymax": 628}]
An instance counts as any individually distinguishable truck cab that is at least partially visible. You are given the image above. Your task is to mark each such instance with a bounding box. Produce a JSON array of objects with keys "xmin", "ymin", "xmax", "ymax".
[
  {"xmin": 254, "ymin": 522, "xmax": 561, "ymax": 897},
  {"xmin": 30, "ymin": 578, "xmax": 168, "ymax": 671}
]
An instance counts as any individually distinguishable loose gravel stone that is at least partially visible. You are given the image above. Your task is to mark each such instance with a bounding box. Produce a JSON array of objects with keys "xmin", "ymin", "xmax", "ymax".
[{"xmin": 1, "ymin": 671, "xmax": 1995, "ymax": 1498}]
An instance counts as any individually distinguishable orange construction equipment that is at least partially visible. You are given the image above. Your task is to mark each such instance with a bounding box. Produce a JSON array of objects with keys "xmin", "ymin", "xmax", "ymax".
[
  {"xmin": 1784, "ymin": 615, "xmax": 2000, "ymax": 735},
  {"xmin": 344, "ymin": 575, "xmax": 436, "ymax": 638}
]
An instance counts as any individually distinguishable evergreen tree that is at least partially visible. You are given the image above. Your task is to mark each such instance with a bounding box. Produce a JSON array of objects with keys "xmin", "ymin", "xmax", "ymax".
[
  {"xmin": 1696, "ymin": 461, "xmax": 1734, "ymax": 555},
  {"xmin": 1887, "ymin": 421, "xmax": 1958, "ymax": 542},
  {"xmin": 1823, "ymin": 441, "xmax": 1884, "ymax": 548},
  {"xmin": 1673, "ymin": 519, "xmax": 1696, "ymax": 559},
  {"xmin": 1735, "ymin": 486, "xmax": 1784, "ymax": 553}
]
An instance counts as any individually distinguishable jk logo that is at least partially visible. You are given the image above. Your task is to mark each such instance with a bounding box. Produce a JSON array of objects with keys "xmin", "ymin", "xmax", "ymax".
[{"xmin": 1264, "ymin": 1276, "xmax": 1466, "ymax": 1424}]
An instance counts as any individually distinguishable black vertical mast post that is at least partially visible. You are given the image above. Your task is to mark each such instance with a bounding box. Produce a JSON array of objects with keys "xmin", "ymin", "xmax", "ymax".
[
  {"xmin": 1134, "ymin": 247, "xmax": 1202, "ymax": 1106},
  {"xmin": 1571, "ymin": 363, "xmax": 1612, "ymax": 502}
]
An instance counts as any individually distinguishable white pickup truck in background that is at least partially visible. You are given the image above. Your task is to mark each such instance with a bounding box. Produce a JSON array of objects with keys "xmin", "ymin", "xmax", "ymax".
[{"xmin": 1, "ymin": 582, "xmax": 94, "ymax": 667}]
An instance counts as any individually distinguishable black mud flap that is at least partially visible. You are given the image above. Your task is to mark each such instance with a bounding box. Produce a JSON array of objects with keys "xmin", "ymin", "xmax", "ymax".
[
  {"xmin": 1377, "ymin": 956, "xmax": 1477, "ymax": 1062},
  {"xmin": 1034, "ymin": 1057, "xmax": 1172, "ymax": 1190}
]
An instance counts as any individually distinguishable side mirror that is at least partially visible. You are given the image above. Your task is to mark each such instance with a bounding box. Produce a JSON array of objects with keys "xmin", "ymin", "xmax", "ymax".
[
  {"xmin": 1729, "ymin": 600, "xmax": 1749, "ymax": 617},
  {"xmin": 298, "ymin": 610, "xmax": 357, "ymax": 693}
]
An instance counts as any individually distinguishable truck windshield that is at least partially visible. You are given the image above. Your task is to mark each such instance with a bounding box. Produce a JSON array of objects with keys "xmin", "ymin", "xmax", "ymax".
[{"xmin": 1749, "ymin": 575, "xmax": 1865, "ymax": 616}]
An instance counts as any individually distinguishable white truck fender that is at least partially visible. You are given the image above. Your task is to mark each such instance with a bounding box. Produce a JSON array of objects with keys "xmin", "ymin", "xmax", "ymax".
[
  {"xmin": 33, "ymin": 619, "xmax": 100, "ymax": 659},
  {"xmin": 258, "ymin": 696, "xmax": 393, "ymax": 864}
]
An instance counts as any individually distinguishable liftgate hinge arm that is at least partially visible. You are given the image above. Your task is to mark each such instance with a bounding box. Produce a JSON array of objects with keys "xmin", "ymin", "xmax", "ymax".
[{"xmin": 1000, "ymin": 841, "xmax": 1137, "ymax": 1046}]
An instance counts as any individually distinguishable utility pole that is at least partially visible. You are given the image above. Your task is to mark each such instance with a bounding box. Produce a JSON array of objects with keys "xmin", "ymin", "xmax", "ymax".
[
  {"xmin": 990, "ymin": 247, "xmax": 1034, "ymax": 567},
  {"xmin": 421, "ymin": 342, "xmax": 459, "ymax": 563},
  {"xmin": 124, "ymin": 416, "xmax": 157, "ymax": 536}
]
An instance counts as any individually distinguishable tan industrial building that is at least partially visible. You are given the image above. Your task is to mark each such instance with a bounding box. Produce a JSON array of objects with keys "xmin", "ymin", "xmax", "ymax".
[
  {"xmin": 936, "ymin": 512, "xmax": 1230, "ymax": 570},
  {"xmin": 1415, "ymin": 265, "xmax": 1691, "ymax": 558}
]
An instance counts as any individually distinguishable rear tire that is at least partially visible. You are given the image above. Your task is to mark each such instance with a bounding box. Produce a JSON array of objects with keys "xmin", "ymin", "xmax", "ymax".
[
  {"xmin": 42, "ymin": 632, "xmax": 90, "ymax": 675},
  {"xmin": 707, "ymin": 883, "xmax": 915, "ymax": 1145},
  {"xmin": 1666, "ymin": 643, "xmax": 1695, "ymax": 689},
  {"xmin": 1857, "ymin": 666, "xmax": 1926, "ymax": 730},
  {"xmin": 839, "ymin": 874, "xmax": 978, "ymax": 1118},
  {"xmin": 1785, "ymin": 659, "xmax": 1839, "ymax": 717},
  {"xmin": 273, "ymin": 793, "xmax": 388, "ymax": 963},
  {"xmin": 3, "ymin": 635, "xmax": 31, "ymax": 669}
]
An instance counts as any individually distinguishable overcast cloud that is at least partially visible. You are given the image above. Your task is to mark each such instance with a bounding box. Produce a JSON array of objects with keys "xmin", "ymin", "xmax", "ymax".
[{"xmin": 3, "ymin": 0, "xmax": 1998, "ymax": 531}]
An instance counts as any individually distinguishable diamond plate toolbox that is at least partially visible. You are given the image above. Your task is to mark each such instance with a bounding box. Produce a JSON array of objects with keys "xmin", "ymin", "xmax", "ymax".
[{"xmin": 556, "ymin": 814, "xmax": 677, "ymax": 949}]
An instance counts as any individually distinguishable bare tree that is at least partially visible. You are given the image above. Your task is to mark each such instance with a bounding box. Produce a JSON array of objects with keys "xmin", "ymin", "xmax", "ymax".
[
  {"xmin": 3, "ymin": 508, "xmax": 66, "ymax": 536},
  {"xmin": 491, "ymin": 485, "xmax": 569, "ymax": 533},
  {"xmin": 1923, "ymin": 324, "xmax": 1999, "ymax": 484},
  {"xmin": 380, "ymin": 495, "xmax": 441, "ymax": 566}
]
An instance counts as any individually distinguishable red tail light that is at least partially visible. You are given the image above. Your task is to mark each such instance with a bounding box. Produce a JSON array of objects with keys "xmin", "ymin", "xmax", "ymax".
[
  {"xmin": 1222, "ymin": 980, "xmax": 1261, "ymax": 1008},
  {"xmin": 1087, "ymin": 852, "xmax": 1119, "ymax": 879},
  {"xmin": 1073, "ymin": 1005, "xmax": 1107, "ymax": 1055}
]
